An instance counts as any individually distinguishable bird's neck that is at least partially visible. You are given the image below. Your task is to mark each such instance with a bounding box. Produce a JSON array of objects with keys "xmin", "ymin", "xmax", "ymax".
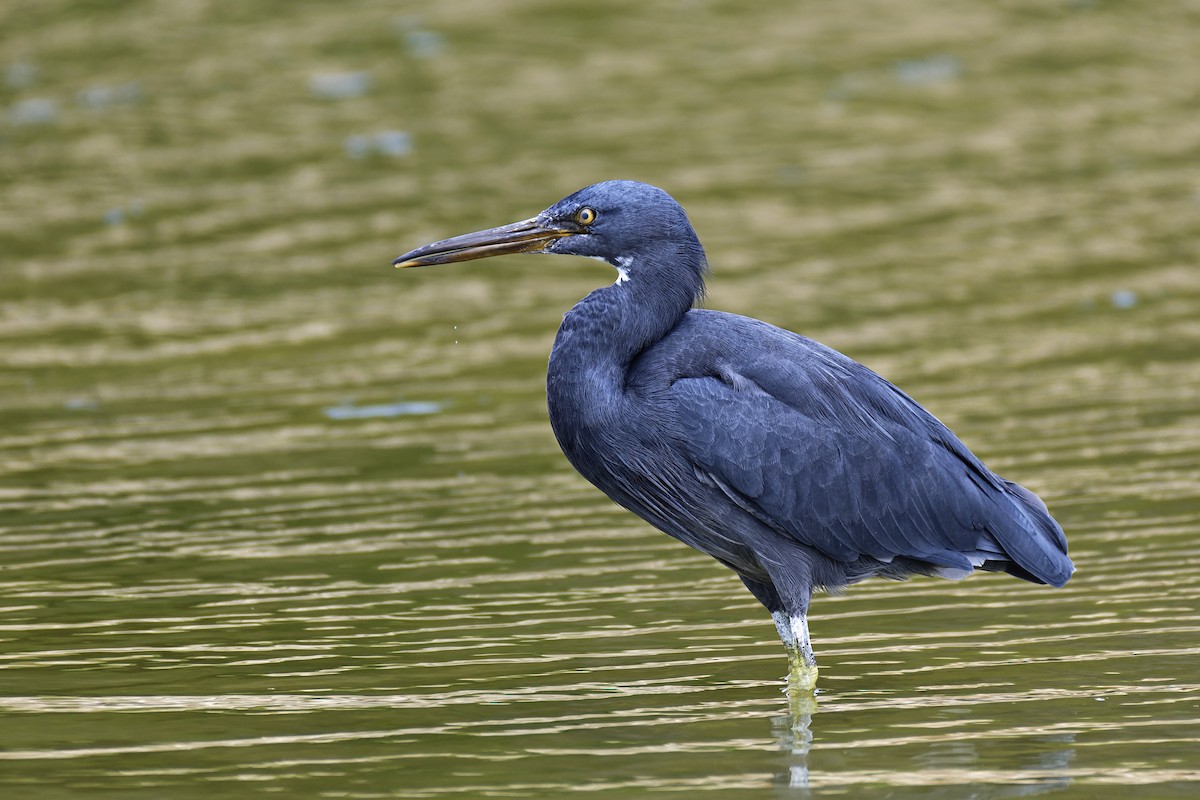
[
  {"xmin": 553, "ymin": 248, "xmax": 706, "ymax": 374},
  {"xmin": 546, "ymin": 246, "xmax": 706, "ymax": 449}
]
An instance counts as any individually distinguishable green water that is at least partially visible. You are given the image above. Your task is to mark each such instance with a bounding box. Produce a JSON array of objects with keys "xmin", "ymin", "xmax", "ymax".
[{"xmin": 2, "ymin": 2, "xmax": 1199, "ymax": 797}]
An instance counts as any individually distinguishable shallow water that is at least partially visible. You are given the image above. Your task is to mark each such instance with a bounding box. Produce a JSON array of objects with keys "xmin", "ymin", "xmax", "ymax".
[{"xmin": 2, "ymin": 2, "xmax": 1199, "ymax": 797}]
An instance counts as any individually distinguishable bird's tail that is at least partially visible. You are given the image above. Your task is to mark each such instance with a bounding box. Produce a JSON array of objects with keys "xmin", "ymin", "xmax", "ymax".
[{"xmin": 988, "ymin": 480, "xmax": 1074, "ymax": 587}]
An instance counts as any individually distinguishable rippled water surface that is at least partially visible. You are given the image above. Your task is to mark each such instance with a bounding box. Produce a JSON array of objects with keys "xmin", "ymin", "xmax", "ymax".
[{"xmin": 3, "ymin": 2, "xmax": 1199, "ymax": 797}]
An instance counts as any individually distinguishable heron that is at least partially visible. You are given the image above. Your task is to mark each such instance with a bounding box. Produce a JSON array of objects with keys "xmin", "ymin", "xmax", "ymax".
[{"xmin": 393, "ymin": 180, "xmax": 1073, "ymax": 696}]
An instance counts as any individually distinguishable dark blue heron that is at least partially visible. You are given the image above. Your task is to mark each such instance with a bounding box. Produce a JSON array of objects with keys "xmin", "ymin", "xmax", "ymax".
[{"xmin": 393, "ymin": 180, "xmax": 1073, "ymax": 695}]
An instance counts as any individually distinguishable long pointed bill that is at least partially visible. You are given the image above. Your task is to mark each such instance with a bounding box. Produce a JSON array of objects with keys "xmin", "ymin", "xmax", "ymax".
[{"xmin": 393, "ymin": 216, "xmax": 577, "ymax": 268}]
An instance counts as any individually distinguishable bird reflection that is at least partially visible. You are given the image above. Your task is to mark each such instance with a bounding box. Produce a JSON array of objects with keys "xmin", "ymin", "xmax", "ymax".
[
  {"xmin": 768, "ymin": 701, "xmax": 1075, "ymax": 795},
  {"xmin": 772, "ymin": 694, "xmax": 817, "ymax": 792}
]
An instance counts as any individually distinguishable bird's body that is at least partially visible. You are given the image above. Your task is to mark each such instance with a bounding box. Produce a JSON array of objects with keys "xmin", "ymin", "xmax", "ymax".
[{"xmin": 395, "ymin": 180, "xmax": 1073, "ymax": 695}]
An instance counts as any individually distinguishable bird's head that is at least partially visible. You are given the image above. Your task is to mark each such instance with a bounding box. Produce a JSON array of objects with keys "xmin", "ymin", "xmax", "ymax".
[{"xmin": 393, "ymin": 181, "xmax": 707, "ymax": 289}]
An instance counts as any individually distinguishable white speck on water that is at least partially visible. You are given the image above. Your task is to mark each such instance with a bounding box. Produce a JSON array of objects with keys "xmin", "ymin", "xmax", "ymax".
[
  {"xmin": 394, "ymin": 16, "xmax": 444, "ymax": 58},
  {"xmin": 9, "ymin": 97, "xmax": 58, "ymax": 125},
  {"xmin": 103, "ymin": 200, "xmax": 147, "ymax": 225},
  {"xmin": 344, "ymin": 131, "xmax": 411, "ymax": 159},
  {"xmin": 323, "ymin": 399, "xmax": 443, "ymax": 420},
  {"xmin": 893, "ymin": 54, "xmax": 962, "ymax": 86},
  {"xmin": 64, "ymin": 397, "xmax": 99, "ymax": 411},
  {"xmin": 1110, "ymin": 290, "xmax": 1137, "ymax": 309},
  {"xmin": 404, "ymin": 30, "xmax": 444, "ymax": 59},
  {"xmin": 375, "ymin": 131, "xmax": 411, "ymax": 156},
  {"xmin": 78, "ymin": 83, "xmax": 142, "ymax": 110},
  {"xmin": 310, "ymin": 71, "xmax": 371, "ymax": 100}
]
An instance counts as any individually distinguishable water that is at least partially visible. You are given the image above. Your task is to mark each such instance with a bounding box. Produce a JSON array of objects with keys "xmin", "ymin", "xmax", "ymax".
[{"xmin": 2, "ymin": 2, "xmax": 1199, "ymax": 797}]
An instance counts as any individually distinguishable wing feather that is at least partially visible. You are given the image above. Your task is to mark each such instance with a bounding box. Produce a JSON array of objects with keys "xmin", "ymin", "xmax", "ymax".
[{"xmin": 662, "ymin": 320, "xmax": 1070, "ymax": 585}]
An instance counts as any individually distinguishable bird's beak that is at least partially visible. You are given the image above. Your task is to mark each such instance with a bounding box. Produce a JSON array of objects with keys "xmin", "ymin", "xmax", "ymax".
[{"xmin": 393, "ymin": 216, "xmax": 577, "ymax": 268}]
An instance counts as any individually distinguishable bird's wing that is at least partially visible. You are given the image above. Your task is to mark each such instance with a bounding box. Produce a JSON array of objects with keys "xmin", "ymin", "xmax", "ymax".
[{"xmin": 664, "ymin": 320, "xmax": 1070, "ymax": 585}]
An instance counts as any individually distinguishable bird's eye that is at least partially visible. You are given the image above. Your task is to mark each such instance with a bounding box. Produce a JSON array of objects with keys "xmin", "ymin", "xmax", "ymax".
[{"xmin": 576, "ymin": 207, "xmax": 597, "ymax": 225}]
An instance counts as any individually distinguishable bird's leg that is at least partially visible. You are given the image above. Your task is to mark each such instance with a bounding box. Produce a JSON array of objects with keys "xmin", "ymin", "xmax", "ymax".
[{"xmin": 772, "ymin": 610, "xmax": 819, "ymax": 698}]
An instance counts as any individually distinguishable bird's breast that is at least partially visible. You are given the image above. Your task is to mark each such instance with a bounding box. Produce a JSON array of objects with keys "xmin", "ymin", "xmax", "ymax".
[{"xmin": 546, "ymin": 356, "xmax": 623, "ymax": 453}]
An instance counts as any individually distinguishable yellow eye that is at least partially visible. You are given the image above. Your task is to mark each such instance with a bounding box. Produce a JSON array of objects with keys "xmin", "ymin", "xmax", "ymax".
[{"xmin": 576, "ymin": 207, "xmax": 597, "ymax": 225}]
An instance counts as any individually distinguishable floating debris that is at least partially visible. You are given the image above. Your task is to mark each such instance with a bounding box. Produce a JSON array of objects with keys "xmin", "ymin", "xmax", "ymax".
[
  {"xmin": 78, "ymin": 83, "xmax": 142, "ymax": 110},
  {"xmin": 344, "ymin": 130, "xmax": 411, "ymax": 159},
  {"xmin": 323, "ymin": 399, "xmax": 443, "ymax": 420},
  {"xmin": 8, "ymin": 97, "xmax": 58, "ymax": 126},
  {"xmin": 310, "ymin": 71, "xmax": 372, "ymax": 100},
  {"xmin": 893, "ymin": 55, "xmax": 962, "ymax": 86},
  {"xmin": 1110, "ymin": 290, "xmax": 1138, "ymax": 309}
]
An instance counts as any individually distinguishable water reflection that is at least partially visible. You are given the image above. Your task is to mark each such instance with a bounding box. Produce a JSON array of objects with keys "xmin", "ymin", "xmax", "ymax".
[
  {"xmin": 4, "ymin": 0, "xmax": 1200, "ymax": 795},
  {"xmin": 771, "ymin": 699, "xmax": 1076, "ymax": 796},
  {"xmin": 772, "ymin": 697, "xmax": 816, "ymax": 791}
]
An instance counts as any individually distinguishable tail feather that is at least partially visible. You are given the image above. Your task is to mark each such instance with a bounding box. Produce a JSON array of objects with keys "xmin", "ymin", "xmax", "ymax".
[{"xmin": 989, "ymin": 480, "xmax": 1073, "ymax": 587}]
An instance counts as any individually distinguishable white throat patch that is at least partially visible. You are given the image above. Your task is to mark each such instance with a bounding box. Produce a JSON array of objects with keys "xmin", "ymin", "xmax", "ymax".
[{"xmin": 614, "ymin": 256, "xmax": 633, "ymax": 285}]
